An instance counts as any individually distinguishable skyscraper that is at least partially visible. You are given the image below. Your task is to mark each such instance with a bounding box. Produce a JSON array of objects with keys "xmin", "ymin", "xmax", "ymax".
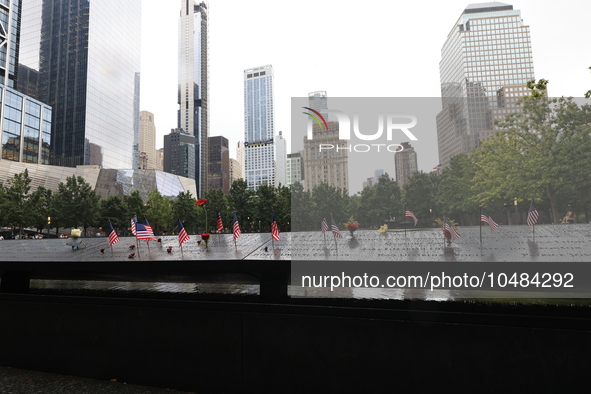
[
  {"xmin": 308, "ymin": 91, "xmax": 328, "ymax": 120},
  {"xmin": 0, "ymin": 0, "xmax": 20, "ymax": 89},
  {"xmin": 19, "ymin": 0, "xmax": 142, "ymax": 169},
  {"xmin": 437, "ymin": 2, "xmax": 535, "ymax": 167},
  {"xmin": 244, "ymin": 65, "xmax": 275, "ymax": 190},
  {"xmin": 178, "ymin": 0, "xmax": 208, "ymax": 197},
  {"xmin": 0, "ymin": 0, "xmax": 52, "ymax": 165},
  {"xmin": 303, "ymin": 122, "xmax": 349, "ymax": 192},
  {"xmin": 208, "ymin": 136, "xmax": 229, "ymax": 194},
  {"xmin": 139, "ymin": 111, "xmax": 158, "ymax": 170},
  {"xmin": 395, "ymin": 142, "xmax": 417, "ymax": 186},
  {"xmin": 164, "ymin": 128, "xmax": 195, "ymax": 179}
]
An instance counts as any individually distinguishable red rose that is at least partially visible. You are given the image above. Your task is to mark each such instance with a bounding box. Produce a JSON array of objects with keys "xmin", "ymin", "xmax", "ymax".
[
  {"xmin": 347, "ymin": 224, "xmax": 358, "ymax": 232},
  {"xmin": 196, "ymin": 198, "xmax": 208, "ymax": 206}
]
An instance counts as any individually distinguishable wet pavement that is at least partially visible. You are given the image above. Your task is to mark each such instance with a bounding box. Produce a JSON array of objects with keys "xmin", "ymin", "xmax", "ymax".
[{"xmin": 0, "ymin": 366, "xmax": 195, "ymax": 394}]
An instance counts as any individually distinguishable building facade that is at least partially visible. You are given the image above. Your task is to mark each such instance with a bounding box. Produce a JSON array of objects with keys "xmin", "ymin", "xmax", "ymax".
[
  {"xmin": 0, "ymin": 160, "xmax": 196, "ymax": 201},
  {"xmin": 308, "ymin": 91, "xmax": 328, "ymax": 120},
  {"xmin": 139, "ymin": 111, "xmax": 158, "ymax": 170},
  {"xmin": 208, "ymin": 135, "xmax": 229, "ymax": 194},
  {"xmin": 19, "ymin": 0, "xmax": 141, "ymax": 169},
  {"xmin": 178, "ymin": 0, "xmax": 208, "ymax": 197},
  {"xmin": 236, "ymin": 141, "xmax": 245, "ymax": 179},
  {"xmin": 286, "ymin": 152, "xmax": 303, "ymax": 187},
  {"xmin": 244, "ymin": 65, "xmax": 275, "ymax": 190},
  {"xmin": 275, "ymin": 131, "xmax": 286, "ymax": 187},
  {"xmin": 0, "ymin": 0, "xmax": 52, "ymax": 166},
  {"xmin": 437, "ymin": 2, "xmax": 535, "ymax": 166},
  {"xmin": 163, "ymin": 128, "xmax": 195, "ymax": 179},
  {"xmin": 0, "ymin": 0, "xmax": 20, "ymax": 89},
  {"xmin": 229, "ymin": 158, "xmax": 242, "ymax": 186},
  {"xmin": 394, "ymin": 142, "xmax": 417, "ymax": 186},
  {"xmin": 0, "ymin": 85, "xmax": 52, "ymax": 164},
  {"xmin": 303, "ymin": 122, "xmax": 349, "ymax": 192}
]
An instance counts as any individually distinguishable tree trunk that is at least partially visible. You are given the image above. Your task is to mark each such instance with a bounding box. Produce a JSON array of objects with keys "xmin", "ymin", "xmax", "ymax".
[{"xmin": 548, "ymin": 187, "xmax": 561, "ymax": 224}]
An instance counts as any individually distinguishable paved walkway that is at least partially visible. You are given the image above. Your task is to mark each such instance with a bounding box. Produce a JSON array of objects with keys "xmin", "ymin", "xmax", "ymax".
[{"xmin": 0, "ymin": 366, "xmax": 195, "ymax": 394}]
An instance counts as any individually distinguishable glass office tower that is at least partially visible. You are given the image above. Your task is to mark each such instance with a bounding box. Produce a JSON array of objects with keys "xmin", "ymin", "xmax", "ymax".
[
  {"xmin": 19, "ymin": 0, "xmax": 141, "ymax": 169},
  {"xmin": 244, "ymin": 64, "xmax": 275, "ymax": 190},
  {"xmin": 437, "ymin": 2, "xmax": 535, "ymax": 167},
  {"xmin": 178, "ymin": 0, "xmax": 208, "ymax": 197},
  {"xmin": 0, "ymin": 0, "xmax": 20, "ymax": 89}
]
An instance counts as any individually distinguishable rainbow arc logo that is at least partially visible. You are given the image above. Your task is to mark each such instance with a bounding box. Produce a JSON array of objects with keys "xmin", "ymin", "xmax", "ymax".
[{"xmin": 302, "ymin": 107, "xmax": 328, "ymax": 132}]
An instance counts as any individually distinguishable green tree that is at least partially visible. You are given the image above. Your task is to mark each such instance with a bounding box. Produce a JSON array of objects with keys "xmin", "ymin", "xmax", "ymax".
[
  {"xmin": 437, "ymin": 153, "xmax": 478, "ymax": 225},
  {"xmin": 4, "ymin": 169, "xmax": 33, "ymax": 235},
  {"xmin": 290, "ymin": 182, "xmax": 313, "ymax": 231},
  {"xmin": 228, "ymin": 179, "xmax": 254, "ymax": 232},
  {"xmin": 172, "ymin": 191, "xmax": 198, "ymax": 232},
  {"xmin": 53, "ymin": 175, "xmax": 101, "ymax": 235},
  {"xmin": 357, "ymin": 174, "xmax": 401, "ymax": 228},
  {"xmin": 99, "ymin": 195, "xmax": 127, "ymax": 231},
  {"xmin": 311, "ymin": 183, "xmax": 349, "ymax": 228},
  {"xmin": 471, "ymin": 89, "xmax": 591, "ymax": 223},
  {"xmin": 145, "ymin": 189, "xmax": 174, "ymax": 234},
  {"xmin": 124, "ymin": 190, "xmax": 145, "ymax": 220},
  {"xmin": 402, "ymin": 171, "xmax": 440, "ymax": 226},
  {"xmin": 202, "ymin": 188, "xmax": 230, "ymax": 233},
  {"xmin": 27, "ymin": 186, "xmax": 53, "ymax": 234}
]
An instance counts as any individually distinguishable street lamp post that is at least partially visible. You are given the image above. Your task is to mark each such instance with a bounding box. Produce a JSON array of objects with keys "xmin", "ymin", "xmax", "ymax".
[{"xmin": 47, "ymin": 217, "xmax": 51, "ymax": 236}]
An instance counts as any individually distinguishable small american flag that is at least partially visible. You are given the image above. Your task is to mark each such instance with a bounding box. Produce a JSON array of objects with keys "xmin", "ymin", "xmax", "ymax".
[
  {"xmin": 480, "ymin": 208, "xmax": 498, "ymax": 233},
  {"xmin": 271, "ymin": 211, "xmax": 280, "ymax": 241},
  {"xmin": 135, "ymin": 222, "xmax": 153, "ymax": 240},
  {"xmin": 216, "ymin": 210, "xmax": 224, "ymax": 233},
  {"xmin": 444, "ymin": 218, "xmax": 460, "ymax": 242},
  {"xmin": 322, "ymin": 216, "xmax": 329, "ymax": 233},
  {"xmin": 177, "ymin": 218, "xmax": 190, "ymax": 246},
  {"xmin": 143, "ymin": 217, "xmax": 158, "ymax": 242},
  {"xmin": 433, "ymin": 164, "xmax": 442, "ymax": 171},
  {"xmin": 131, "ymin": 216, "xmax": 137, "ymax": 235},
  {"xmin": 405, "ymin": 205, "xmax": 419, "ymax": 227},
  {"xmin": 108, "ymin": 221, "xmax": 119, "ymax": 246},
  {"xmin": 233, "ymin": 212, "xmax": 241, "ymax": 240},
  {"xmin": 330, "ymin": 216, "xmax": 342, "ymax": 238},
  {"xmin": 527, "ymin": 201, "xmax": 539, "ymax": 226}
]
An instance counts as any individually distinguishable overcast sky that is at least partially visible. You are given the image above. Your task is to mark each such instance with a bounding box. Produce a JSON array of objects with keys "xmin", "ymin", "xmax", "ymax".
[{"xmin": 140, "ymin": 0, "xmax": 590, "ymax": 165}]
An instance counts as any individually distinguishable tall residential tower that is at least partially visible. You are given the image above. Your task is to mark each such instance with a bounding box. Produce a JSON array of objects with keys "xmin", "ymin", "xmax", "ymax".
[
  {"xmin": 436, "ymin": 2, "xmax": 535, "ymax": 166},
  {"xmin": 244, "ymin": 65, "xmax": 275, "ymax": 190},
  {"xmin": 178, "ymin": 0, "xmax": 208, "ymax": 196}
]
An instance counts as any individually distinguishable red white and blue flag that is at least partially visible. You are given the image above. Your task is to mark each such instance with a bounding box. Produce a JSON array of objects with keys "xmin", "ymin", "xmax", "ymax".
[
  {"xmin": 330, "ymin": 216, "xmax": 342, "ymax": 238},
  {"xmin": 233, "ymin": 212, "xmax": 241, "ymax": 240},
  {"xmin": 322, "ymin": 216, "xmax": 329, "ymax": 233},
  {"xmin": 135, "ymin": 222, "xmax": 154, "ymax": 241},
  {"xmin": 271, "ymin": 211, "xmax": 280, "ymax": 241},
  {"xmin": 216, "ymin": 210, "xmax": 224, "ymax": 233},
  {"xmin": 108, "ymin": 221, "xmax": 119, "ymax": 246},
  {"xmin": 444, "ymin": 218, "xmax": 460, "ymax": 242},
  {"xmin": 143, "ymin": 217, "xmax": 158, "ymax": 242},
  {"xmin": 131, "ymin": 215, "xmax": 137, "ymax": 235},
  {"xmin": 177, "ymin": 218, "xmax": 190, "ymax": 246},
  {"xmin": 405, "ymin": 205, "xmax": 419, "ymax": 227},
  {"xmin": 527, "ymin": 201, "xmax": 539, "ymax": 226},
  {"xmin": 480, "ymin": 208, "xmax": 499, "ymax": 233}
]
